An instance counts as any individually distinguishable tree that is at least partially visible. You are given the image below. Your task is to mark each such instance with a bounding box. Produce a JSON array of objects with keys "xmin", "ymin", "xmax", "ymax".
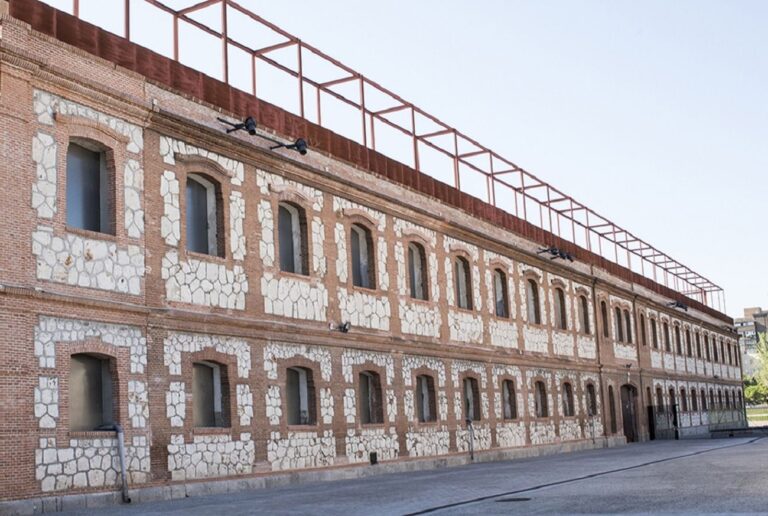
[{"xmin": 744, "ymin": 333, "xmax": 768, "ymax": 406}]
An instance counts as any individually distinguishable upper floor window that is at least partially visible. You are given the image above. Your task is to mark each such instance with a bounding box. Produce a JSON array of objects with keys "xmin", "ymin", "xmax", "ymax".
[
  {"xmin": 526, "ymin": 279, "xmax": 541, "ymax": 324},
  {"xmin": 416, "ymin": 374, "xmax": 436, "ymax": 423},
  {"xmin": 578, "ymin": 295, "xmax": 590, "ymax": 334},
  {"xmin": 713, "ymin": 339, "xmax": 719, "ymax": 362},
  {"xmin": 350, "ymin": 223, "xmax": 375, "ymax": 289},
  {"xmin": 674, "ymin": 326, "xmax": 682, "ymax": 354},
  {"xmin": 453, "ymin": 256, "xmax": 473, "ymax": 310},
  {"xmin": 691, "ymin": 390, "xmax": 698, "ymax": 411},
  {"xmin": 501, "ymin": 380, "xmax": 517, "ymax": 420},
  {"xmin": 601, "ymin": 301, "xmax": 609, "ymax": 338},
  {"xmin": 69, "ymin": 353, "xmax": 114, "ymax": 431},
  {"xmin": 66, "ymin": 142, "xmax": 113, "ymax": 234},
  {"xmin": 614, "ymin": 307, "xmax": 624, "ymax": 342},
  {"xmin": 186, "ymin": 173, "xmax": 222, "ymax": 256},
  {"xmin": 624, "ymin": 310, "xmax": 633, "ymax": 343},
  {"xmin": 493, "ymin": 269, "xmax": 509, "ymax": 318},
  {"xmin": 562, "ymin": 382, "xmax": 575, "ymax": 417},
  {"xmin": 359, "ymin": 371, "xmax": 383, "ymax": 425},
  {"xmin": 407, "ymin": 242, "xmax": 428, "ymax": 300},
  {"xmin": 705, "ymin": 335, "xmax": 711, "ymax": 361},
  {"xmin": 586, "ymin": 384, "xmax": 597, "ymax": 416},
  {"xmin": 463, "ymin": 377, "xmax": 481, "ymax": 422},
  {"xmin": 680, "ymin": 388, "xmax": 688, "ymax": 412},
  {"xmin": 685, "ymin": 330, "xmax": 692, "ymax": 357},
  {"xmin": 640, "ymin": 314, "xmax": 647, "ymax": 346},
  {"xmin": 534, "ymin": 380, "xmax": 548, "ymax": 418},
  {"xmin": 701, "ymin": 388, "xmax": 707, "ymax": 411},
  {"xmin": 193, "ymin": 361, "xmax": 229, "ymax": 428},
  {"xmin": 554, "ymin": 287, "xmax": 567, "ymax": 330},
  {"xmin": 278, "ymin": 202, "xmax": 308, "ymax": 275},
  {"xmin": 663, "ymin": 322, "xmax": 671, "ymax": 352},
  {"xmin": 720, "ymin": 340, "xmax": 725, "ymax": 363},
  {"xmin": 651, "ymin": 318, "xmax": 658, "ymax": 349},
  {"xmin": 656, "ymin": 387, "xmax": 664, "ymax": 409},
  {"xmin": 695, "ymin": 333, "xmax": 702, "ymax": 358},
  {"xmin": 286, "ymin": 366, "xmax": 316, "ymax": 425}
]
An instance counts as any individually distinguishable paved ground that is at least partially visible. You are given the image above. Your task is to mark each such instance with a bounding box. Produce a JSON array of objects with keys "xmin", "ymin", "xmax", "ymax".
[{"xmin": 71, "ymin": 436, "xmax": 768, "ymax": 515}]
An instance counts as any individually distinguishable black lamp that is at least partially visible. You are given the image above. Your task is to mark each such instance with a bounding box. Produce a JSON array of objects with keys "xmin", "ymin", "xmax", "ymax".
[
  {"xmin": 271, "ymin": 138, "xmax": 308, "ymax": 156},
  {"xmin": 218, "ymin": 116, "xmax": 308, "ymax": 155},
  {"xmin": 217, "ymin": 116, "xmax": 257, "ymax": 135},
  {"xmin": 537, "ymin": 246, "xmax": 574, "ymax": 262}
]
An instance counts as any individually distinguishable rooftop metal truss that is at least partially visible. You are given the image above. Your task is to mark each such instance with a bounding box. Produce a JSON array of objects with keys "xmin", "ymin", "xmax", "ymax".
[{"xmin": 49, "ymin": 0, "xmax": 725, "ymax": 312}]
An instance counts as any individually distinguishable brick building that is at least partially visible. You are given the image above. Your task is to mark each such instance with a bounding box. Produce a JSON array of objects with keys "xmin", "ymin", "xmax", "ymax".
[{"xmin": 0, "ymin": 0, "xmax": 745, "ymax": 510}]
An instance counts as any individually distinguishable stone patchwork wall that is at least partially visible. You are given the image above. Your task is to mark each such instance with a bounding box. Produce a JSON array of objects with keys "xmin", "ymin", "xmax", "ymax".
[
  {"xmin": 553, "ymin": 331, "xmax": 574, "ymax": 357},
  {"xmin": 614, "ymin": 342, "xmax": 638, "ymax": 361},
  {"xmin": 529, "ymin": 421, "xmax": 557, "ymax": 445},
  {"xmin": 261, "ymin": 273, "xmax": 328, "ymax": 321},
  {"xmin": 31, "ymin": 90, "xmax": 146, "ymax": 295},
  {"xmin": 345, "ymin": 428, "xmax": 399, "ymax": 464},
  {"xmin": 162, "ymin": 251, "xmax": 248, "ymax": 310},
  {"xmin": 405, "ymin": 428, "xmax": 450, "ymax": 457},
  {"xmin": 167, "ymin": 433, "xmax": 254, "ymax": 481},
  {"xmin": 338, "ymin": 289, "xmax": 391, "ymax": 331},
  {"xmin": 523, "ymin": 326, "xmax": 549, "ymax": 354},
  {"xmin": 447, "ymin": 310, "xmax": 484, "ymax": 344},
  {"xmin": 36, "ymin": 436, "xmax": 149, "ymax": 492},
  {"xmin": 456, "ymin": 424, "xmax": 492, "ymax": 452},
  {"xmin": 399, "ymin": 299, "xmax": 442, "ymax": 338},
  {"xmin": 32, "ymin": 227, "xmax": 145, "ymax": 295},
  {"xmin": 577, "ymin": 335, "xmax": 597, "ymax": 359},
  {"xmin": 496, "ymin": 422, "xmax": 527, "ymax": 448},
  {"xmin": 559, "ymin": 419, "xmax": 583, "ymax": 441},
  {"xmin": 444, "ymin": 236, "xmax": 483, "ymax": 344},
  {"xmin": 267, "ymin": 431, "xmax": 336, "ymax": 471}
]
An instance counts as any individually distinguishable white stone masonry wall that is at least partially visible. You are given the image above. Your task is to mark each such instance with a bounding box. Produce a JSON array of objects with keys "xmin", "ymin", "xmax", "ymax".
[{"xmin": 167, "ymin": 433, "xmax": 254, "ymax": 480}]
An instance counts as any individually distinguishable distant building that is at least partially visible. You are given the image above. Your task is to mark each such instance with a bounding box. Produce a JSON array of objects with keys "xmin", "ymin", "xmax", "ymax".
[{"xmin": 735, "ymin": 307, "xmax": 767, "ymax": 377}]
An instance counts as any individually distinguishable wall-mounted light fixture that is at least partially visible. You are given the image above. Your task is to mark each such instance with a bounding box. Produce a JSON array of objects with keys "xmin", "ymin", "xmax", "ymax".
[
  {"xmin": 217, "ymin": 116, "xmax": 257, "ymax": 135},
  {"xmin": 329, "ymin": 321, "xmax": 351, "ymax": 333},
  {"xmin": 667, "ymin": 300, "xmax": 688, "ymax": 312},
  {"xmin": 537, "ymin": 246, "xmax": 574, "ymax": 262},
  {"xmin": 217, "ymin": 116, "xmax": 308, "ymax": 155}
]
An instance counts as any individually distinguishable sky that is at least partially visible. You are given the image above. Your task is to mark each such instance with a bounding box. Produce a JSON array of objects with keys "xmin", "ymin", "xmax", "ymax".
[{"xmin": 44, "ymin": 0, "xmax": 768, "ymax": 318}]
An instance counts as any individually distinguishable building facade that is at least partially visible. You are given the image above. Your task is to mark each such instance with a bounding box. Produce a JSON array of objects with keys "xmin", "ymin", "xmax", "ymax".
[
  {"xmin": 735, "ymin": 307, "xmax": 767, "ymax": 378},
  {"xmin": 0, "ymin": 0, "xmax": 745, "ymax": 510}
]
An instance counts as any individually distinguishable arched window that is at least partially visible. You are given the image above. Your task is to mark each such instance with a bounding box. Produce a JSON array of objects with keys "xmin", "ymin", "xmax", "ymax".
[
  {"xmin": 705, "ymin": 335, "xmax": 711, "ymax": 361},
  {"xmin": 701, "ymin": 389, "xmax": 707, "ymax": 411},
  {"xmin": 695, "ymin": 333, "xmax": 702, "ymax": 359},
  {"xmin": 724, "ymin": 391, "xmax": 731, "ymax": 409},
  {"xmin": 286, "ymin": 366, "xmax": 316, "ymax": 425},
  {"xmin": 186, "ymin": 173, "xmax": 222, "ymax": 256},
  {"xmin": 359, "ymin": 371, "xmax": 383, "ymax": 424},
  {"xmin": 502, "ymin": 380, "xmax": 517, "ymax": 420},
  {"xmin": 640, "ymin": 314, "xmax": 646, "ymax": 346},
  {"xmin": 416, "ymin": 374, "xmax": 436, "ymax": 422},
  {"xmin": 727, "ymin": 344, "xmax": 733, "ymax": 365},
  {"xmin": 720, "ymin": 340, "xmax": 725, "ymax": 363},
  {"xmin": 712, "ymin": 338, "xmax": 719, "ymax": 362},
  {"xmin": 69, "ymin": 353, "xmax": 114, "ymax": 431},
  {"xmin": 738, "ymin": 390, "xmax": 743, "ymax": 409},
  {"xmin": 691, "ymin": 390, "xmax": 698, "ymax": 412},
  {"xmin": 193, "ymin": 361, "xmax": 229, "ymax": 427},
  {"xmin": 554, "ymin": 287, "xmax": 567, "ymax": 330},
  {"xmin": 669, "ymin": 388, "xmax": 677, "ymax": 409},
  {"xmin": 614, "ymin": 307, "xmax": 624, "ymax": 342},
  {"xmin": 562, "ymin": 382, "xmax": 575, "ymax": 417},
  {"xmin": 454, "ymin": 256, "xmax": 473, "ymax": 310},
  {"xmin": 586, "ymin": 384, "xmax": 598, "ymax": 416},
  {"xmin": 608, "ymin": 386, "xmax": 617, "ymax": 433},
  {"xmin": 674, "ymin": 326, "xmax": 682, "ymax": 355},
  {"xmin": 685, "ymin": 330, "xmax": 692, "ymax": 357},
  {"xmin": 463, "ymin": 377, "xmax": 481, "ymax": 421},
  {"xmin": 656, "ymin": 387, "xmax": 664, "ymax": 409},
  {"xmin": 66, "ymin": 141, "xmax": 114, "ymax": 234},
  {"xmin": 601, "ymin": 301, "xmax": 609, "ymax": 338},
  {"xmin": 407, "ymin": 242, "xmax": 428, "ymax": 300},
  {"xmin": 493, "ymin": 269, "xmax": 509, "ymax": 318},
  {"xmin": 680, "ymin": 388, "xmax": 688, "ymax": 412},
  {"xmin": 350, "ymin": 223, "xmax": 375, "ymax": 289},
  {"xmin": 534, "ymin": 380, "xmax": 548, "ymax": 418},
  {"xmin": 709, "ymin": 388, "xmax": 715, "ymax": 409},
  {"xmin": 526, "ymin": 279, "xmax": 541, "ymax": 324},
  {"xmin": 278, "ymin": 202, "xmax": 308, "ymax": 275},
  {"xmin": 663, "ymin": 322, "xmax": 671, "ymax": 352},
  {"xmin": 651, "ymin": 318, "xmax": 658, "ymax": 349},
  {"xmin": 624, "ymin": 310, "xmax": 632, "ymax": 343},
  {"xmin": 578, "ymin": 295, "xmax": 590, "ymax": 334}
]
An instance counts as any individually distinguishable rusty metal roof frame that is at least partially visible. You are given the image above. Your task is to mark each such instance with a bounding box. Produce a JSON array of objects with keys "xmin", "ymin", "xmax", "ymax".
[{"xmin": 56, "ymin": 0, "xmax": 725, "ymax": 312}]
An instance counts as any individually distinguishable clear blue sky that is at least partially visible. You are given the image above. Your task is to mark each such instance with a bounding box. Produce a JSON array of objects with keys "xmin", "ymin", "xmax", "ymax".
[{"xmin": 48, "ymin": 0, "xmax": 768, "ymax": 317}]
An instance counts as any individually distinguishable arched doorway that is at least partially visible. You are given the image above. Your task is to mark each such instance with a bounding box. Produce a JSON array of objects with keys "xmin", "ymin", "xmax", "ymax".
[{"xmin": 620, "ymin": 384, "xmax": 638, "ymax": 442}]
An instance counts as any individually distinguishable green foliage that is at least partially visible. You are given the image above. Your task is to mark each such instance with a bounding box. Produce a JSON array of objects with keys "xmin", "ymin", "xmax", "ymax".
[
  {"xmin": 745, "ymin": 382, "xmax": 768, "ymax": 406},
  {"xmin": 744, "ymin": 333, "xmax": 768, "ymax": 406}
]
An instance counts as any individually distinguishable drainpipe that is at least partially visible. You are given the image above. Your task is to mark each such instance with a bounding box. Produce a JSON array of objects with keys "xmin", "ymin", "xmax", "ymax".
[
  {"xmin": 590, "ymin": 274, "xmax": 609, "ymax": 441},
  {"xmin": 96, "ymin": 423, "xmax": 131, "ymax": 503},
  {"xmin": 465, "ymin": 418, "xmax": 475, "ymax": 461}
]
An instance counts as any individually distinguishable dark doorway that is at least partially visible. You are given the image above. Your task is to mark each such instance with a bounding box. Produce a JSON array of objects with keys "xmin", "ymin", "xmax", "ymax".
[{"xmin": 620, "ymin": 384, "xmax": 638, "ymax": 442}]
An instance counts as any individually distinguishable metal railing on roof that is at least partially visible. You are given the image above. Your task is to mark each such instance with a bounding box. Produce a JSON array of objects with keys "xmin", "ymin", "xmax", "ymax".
[{"xmin": 47, "ymin": 0, "xmax": 725, "ymax": 312}]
